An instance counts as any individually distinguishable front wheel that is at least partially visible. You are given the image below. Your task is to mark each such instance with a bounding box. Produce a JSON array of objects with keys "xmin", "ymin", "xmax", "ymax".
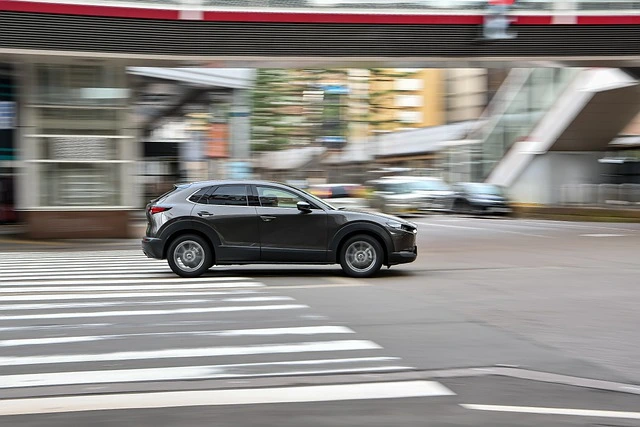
[
  {"xmin": 167, "ymin": 234, "xmax": 213, "ymax": 278},
  {"xmin": 340, "ymin": 234, "xmax": 384, "ymax": 278}
]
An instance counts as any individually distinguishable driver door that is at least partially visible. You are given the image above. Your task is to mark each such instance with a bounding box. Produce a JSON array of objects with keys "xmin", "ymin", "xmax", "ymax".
[{"xmin": 254, "ymin": 185, "xmax": 328, "ymax": 262}]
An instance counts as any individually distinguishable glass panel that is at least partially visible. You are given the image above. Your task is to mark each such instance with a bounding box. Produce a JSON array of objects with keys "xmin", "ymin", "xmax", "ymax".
[
  {"xmin": 34, "ymin": 64, "xmax": 127, "ymax": 107},
  {"xmin": 478, "ymin": 67, "xmax": 580, "ymax": 180},
  {"xmin": 257, "ymin": 186, "xmax": 304, "ymax": 208},
  {"xmin": 202, "ymin": 185, "xmax": 248, "ymax": 206},
  {"xmin": 40, "ymin": 163, "xmax": 121, "ymax": 206},
  {"xmin": 35, "ymin": 107, "xmax": 123, "ymax": 136},
  {"xmin": 188, "ymin": 186, "xmax": 213, "ymax": 204},
  {"xmin": 36, "ymin": 137, "xmax": 118, "ymax": 161}
]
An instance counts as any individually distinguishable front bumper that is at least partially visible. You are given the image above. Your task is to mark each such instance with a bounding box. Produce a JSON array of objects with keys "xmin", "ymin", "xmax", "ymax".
[
  {"xmin": 388, "ymin": 246, "xmax": 418, "ymax": 265},
  {"xmin": 141, "ymin": 237, "xmax": 164, "ymax": 259}
]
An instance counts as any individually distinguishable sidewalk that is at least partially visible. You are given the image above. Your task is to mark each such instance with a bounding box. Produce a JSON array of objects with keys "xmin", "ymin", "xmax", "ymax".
[{"xmin": 0, "ymin": 222, "xmax": 146, "ymax": 252}]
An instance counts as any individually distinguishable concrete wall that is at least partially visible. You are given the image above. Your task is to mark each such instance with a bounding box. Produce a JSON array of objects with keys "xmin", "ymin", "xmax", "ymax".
[{"xmin": 510, "ymin": 152, "xmax": 605, "ymax": 205}]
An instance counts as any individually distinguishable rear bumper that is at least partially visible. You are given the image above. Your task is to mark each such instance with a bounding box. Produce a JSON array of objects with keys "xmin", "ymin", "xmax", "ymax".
[
  {"xmin": 141, "ymin": 237, "xmax": 164, "ymax": 259},
  {"xmin": 388, "ymin": 246, "xmax": 418, "ymax": 265}
]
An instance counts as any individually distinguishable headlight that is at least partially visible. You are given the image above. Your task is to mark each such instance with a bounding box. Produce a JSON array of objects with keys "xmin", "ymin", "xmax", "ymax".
[
  {"xmin": 386, "ymin": 221, "xmax": 403, "ymax": 229},
  {"xmin": 387, "ymin": 221, "xmax": 417, "ymax": 234}
]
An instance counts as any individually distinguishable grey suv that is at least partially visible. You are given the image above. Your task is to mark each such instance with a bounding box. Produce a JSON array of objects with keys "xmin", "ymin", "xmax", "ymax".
[{"xmin": 142, "ymin": 180, "xmax": 418, "ymax": 278}]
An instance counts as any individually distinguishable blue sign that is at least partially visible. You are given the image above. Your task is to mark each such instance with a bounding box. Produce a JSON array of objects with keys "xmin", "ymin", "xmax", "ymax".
[
  {"xmin": 0, "ymin": 102, "xmax": 15, "ymax": 130},
  {"xmin": 227, "ymin": 161, "xmax": 252, "ymax": 179},
  {"xmin": 319, "ymin": 84, "xmax": 349, "ymax": 95}
]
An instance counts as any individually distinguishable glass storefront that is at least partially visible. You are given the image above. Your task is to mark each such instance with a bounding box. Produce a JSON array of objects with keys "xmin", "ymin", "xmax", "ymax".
[{"xmin": 24, "ymin": 62, "xmax": 134, "ymax": 208}]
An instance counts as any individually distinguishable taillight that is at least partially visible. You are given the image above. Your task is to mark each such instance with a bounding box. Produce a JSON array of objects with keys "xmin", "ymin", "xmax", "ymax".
[{"xmin": 149, "ymin": 206, "xmax": 171, "ymax": 215}]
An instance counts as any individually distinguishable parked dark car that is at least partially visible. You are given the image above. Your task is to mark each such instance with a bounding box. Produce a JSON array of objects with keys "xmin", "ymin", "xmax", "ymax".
[
  {"xmin": 142, "ymin": 180, "xmax": 418, "ymax": 278},
  {"xmin": 451, "ymin": 182, "xmax": 512, "ymax": 216}
]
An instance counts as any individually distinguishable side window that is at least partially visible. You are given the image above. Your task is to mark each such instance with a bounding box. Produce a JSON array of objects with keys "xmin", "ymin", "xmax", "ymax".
[
  {"xmin": 202, "ymin": 185, "xmax": 248, "ymax": 206},
  {"xmin": 188, "ymin": 186, "xmax": 213, "ymax": 204},
  {"xmin": 257, "ymin": 186, "xmax": 305, "ymax": 209}
]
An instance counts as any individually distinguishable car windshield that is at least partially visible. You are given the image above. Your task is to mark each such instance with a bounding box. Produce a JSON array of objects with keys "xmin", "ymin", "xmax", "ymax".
[
  {"xmin": 379, "ymin": 182, "xmax": 414, "ymax": 194},
  {"xmin": 465, "ymin": 183, "xmax": 503, "ymax": 196},
  {"xmin": 411, "ymin": 180, "xmax": 450, "ymax": 192}
]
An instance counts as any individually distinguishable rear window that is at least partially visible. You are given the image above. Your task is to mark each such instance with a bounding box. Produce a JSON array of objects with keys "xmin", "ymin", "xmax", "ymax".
[{"xmin": 188, "ymin": 186, "xmax": 214, "ymax": 204}]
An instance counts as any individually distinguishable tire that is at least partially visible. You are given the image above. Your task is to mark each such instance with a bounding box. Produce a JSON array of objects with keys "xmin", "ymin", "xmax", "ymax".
[
  {"xmin": 167, "ymin": 234, "xmax": 213, "ymax": 278},
  {"xmin": 339, "ymin": 234, "xmax": 384, "ymax": 278}
]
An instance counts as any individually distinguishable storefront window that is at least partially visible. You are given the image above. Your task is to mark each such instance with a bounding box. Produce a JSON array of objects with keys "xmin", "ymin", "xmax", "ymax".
[
  {"xmin": 40, "ymin": 163, "xmax": 121, "ymax": 207},
  {"xmin": 35, "ymin": 64, "xmax": 127, "ymax": 107},
  {"xmin": 28, "ymin": 62, "xmax": 133, "ymax": 208}
]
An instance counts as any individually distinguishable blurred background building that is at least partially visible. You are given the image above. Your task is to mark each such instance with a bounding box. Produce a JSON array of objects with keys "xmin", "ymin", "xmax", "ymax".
[{"xmin": 0, "ymin": 0, "xmax": 639, "ymax": 238}]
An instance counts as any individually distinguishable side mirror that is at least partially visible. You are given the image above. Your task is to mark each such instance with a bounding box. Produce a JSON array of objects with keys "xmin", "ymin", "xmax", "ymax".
[{"xmin": 297, "ymin": 201, "xmax": 312, "ymax": 213}]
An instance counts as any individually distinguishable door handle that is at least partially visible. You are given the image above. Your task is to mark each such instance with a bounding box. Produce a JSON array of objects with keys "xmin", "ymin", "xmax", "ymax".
[
  {"xmin": 198, "ymin": 211, "xmax": 214, "ymax": 217},
  {"xmin": 260, "ymin": 215, "xmax": 276, "ymax": 222}
]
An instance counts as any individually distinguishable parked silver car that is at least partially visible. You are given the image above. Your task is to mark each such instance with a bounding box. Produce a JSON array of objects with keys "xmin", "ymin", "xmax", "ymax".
[{"xmin": 367, "ymin": 176, "xmax": 454, "ymax": 216}]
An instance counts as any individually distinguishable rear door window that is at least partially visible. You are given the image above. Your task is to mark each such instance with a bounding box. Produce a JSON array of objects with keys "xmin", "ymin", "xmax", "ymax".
[{"xmin": 201, "ymin": 185, "xmax": 248, "ymax": 206}]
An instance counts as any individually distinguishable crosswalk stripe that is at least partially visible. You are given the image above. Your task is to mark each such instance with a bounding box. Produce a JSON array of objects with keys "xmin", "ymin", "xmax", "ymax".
[
  {"xmin": 0, "ymin": 296, "xmax": 293, "ymax": 311},
  {"xmin": 0, "ymin": 277, "xmax": 253, "ymax": 286},
  {"xmin": 0, "ymin": 282, "xmax": 265, "ymax": 294},
  {"xmin": 0, "ymin": 326, "xmax": 355, "ymax": 347},
  {"xmin": 0, "ymin": 289, "xmax": 260, "ymax": 302},
  {"xmin": 0, "ymin": 259, "xmax": 157, "ymax": 266},
  {"xmin": 0, "ymin": 340, "xmax": 382, "ymax": 366},
  {"xmin": 0, "ymin": 381, "xmax": 455, "ymax": 415},
  {"xmin": 0, "ymin": 359, "xmax": 407, "ymax": 389},
  {"xmin": 0, "ymin": 273, "xmax": 181, "ymax": 281},
  {"xmin": 0, "ymin": 266, "xmax": 169, "ymax": 275},
  {"xmin": 0, "ymin": 304, "xmax": 309, "ymax": 321}
]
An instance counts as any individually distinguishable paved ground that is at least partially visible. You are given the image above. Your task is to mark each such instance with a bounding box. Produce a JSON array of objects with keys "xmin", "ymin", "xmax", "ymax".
[{"xmin": 0, "ymin": 215, "xmax": 639, "ymax": 426}]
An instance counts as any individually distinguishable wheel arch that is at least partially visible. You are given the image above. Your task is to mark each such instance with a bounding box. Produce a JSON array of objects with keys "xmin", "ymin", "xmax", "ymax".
[
  {"xmin": 330, "ymin": 222, "xmax": 393, "ymax": 265},
  {"xmin": 160, "ymin": 221, "xmax": 218, "ymax": 261}
]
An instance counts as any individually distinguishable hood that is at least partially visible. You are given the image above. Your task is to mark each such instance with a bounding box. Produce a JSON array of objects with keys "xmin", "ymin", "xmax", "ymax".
[{"xmin": 338, "ymin": 208, "xmax": 417, "ymax": 227}]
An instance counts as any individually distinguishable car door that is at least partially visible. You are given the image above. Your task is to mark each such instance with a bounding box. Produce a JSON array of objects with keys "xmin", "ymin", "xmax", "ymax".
[
  {"xmin": 193, "ymin": 184, "xmax": 260, "ymax": 262},
  {"xmin": 254, "ymin": 185, "xmax": 328, "ymax": 262}
]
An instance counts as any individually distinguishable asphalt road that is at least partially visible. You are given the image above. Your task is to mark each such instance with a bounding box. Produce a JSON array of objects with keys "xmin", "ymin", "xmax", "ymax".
[{"xmin": 1, "ymin": 215, "xmax": 639, "ymax": 426}]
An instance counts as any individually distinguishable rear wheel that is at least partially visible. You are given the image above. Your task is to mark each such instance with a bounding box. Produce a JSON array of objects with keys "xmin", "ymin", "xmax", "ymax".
[
  {"xmin": 167, "ymin": 234, "xmax": 213, "ymax": 278},
  {"xmin": 339, "ymin": 234, "xmax": 384, "ymax": 278}
]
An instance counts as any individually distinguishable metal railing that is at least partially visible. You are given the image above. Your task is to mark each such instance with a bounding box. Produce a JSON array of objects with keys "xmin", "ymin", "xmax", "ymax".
[{"xmin": 559, "ymin": 183, "xmax": 640, "ymax": 208}]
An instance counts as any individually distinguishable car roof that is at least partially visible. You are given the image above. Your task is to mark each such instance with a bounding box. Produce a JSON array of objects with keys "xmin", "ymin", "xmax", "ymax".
[
  {"xmin": 380, "ymin": 176, "xmax": 444, "ymax": 181},
  {"xmin": 186, "ymin": 179, "xmax": 294, "ymax": 188}
]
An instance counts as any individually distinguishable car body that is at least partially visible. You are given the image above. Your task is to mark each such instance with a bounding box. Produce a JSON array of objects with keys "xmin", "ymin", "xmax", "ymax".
[
  {"xmin": 367, "ymin": 176, "xmax": 454, "ymax": 215},
  {"xmin": 451, "ymin": 182, "xmax": 512, "ymax": 215},
  {"xmin": 308, "ymin": 183, "xmax": 368, "ymax": 210},
  {"xmin": 142, "ymin": 180, "xmax": 418, "ymax": 278}
]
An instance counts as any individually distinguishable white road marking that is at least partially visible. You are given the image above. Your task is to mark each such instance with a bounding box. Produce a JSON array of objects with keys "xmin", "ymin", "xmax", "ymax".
[
  {"xmin": 0, "ymin": 326, "xmax": 355, "ymax": 347},
  {"xmin": 0, "ymin": 289, "xmax": 260, "ymax": 302},
  {"xmin": 0, "ymin": 282, "xmax": 265, "ymax": 293},
  {"xmin": 0, "ymin": 340, "xmax": 382, "ymax": 366},
  {"xmin": 0, "ymin": 381, "xmax": 454, "ymax": 415},
  {"xmin": 0, "ymin": 304, "xmax": 308, "ymax": 321},
  {"xmin": 0, "ymin": 357, "xmax": 405, "ymax": 389},
  {"xmin": 518, "ymin": 219, "xmax": 640, "ymax": 233},
  {"xmin": 580, "ymin": 233, "xmax": 627, "ymax": 238},
  {"xmin": 0, "ymin": 273, "xmax": 180, "ymax": 281},
  {"xmin": 0, "ymin": 296, "xmax": 292, "ymax": 311},
  {"xmin": 0, "ymin": 265, "xmax": 169, "ymax": 274},
  {"xmin": 415, "ymin": 221, "xmax": 550, "ymax": 238},
  {"xmin": 461, "ymin": 404, "xmax": 640, "ymax": 420},
  {"xmin": 0, "ymin": 277, "xmax": 253, "ymax": 286}
]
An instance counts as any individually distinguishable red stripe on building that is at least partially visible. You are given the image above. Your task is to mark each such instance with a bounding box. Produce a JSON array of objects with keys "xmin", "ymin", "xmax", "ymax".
[
  {"xmin": 577, "ymin": 15, "xmax": 640, "ymax": 25},
  {"xmin": 0, "ymin": 1, "xmax": 179, "ymax": 20},
  {"xmin": 0, "ymin": 0, "xmax": 638, "ymax": 25}
]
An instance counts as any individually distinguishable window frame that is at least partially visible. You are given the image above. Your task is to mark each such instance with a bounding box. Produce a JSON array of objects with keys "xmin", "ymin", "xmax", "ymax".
[{"xmin": 254, "ymin": 184, "xmax": 325, "ymax": 210}]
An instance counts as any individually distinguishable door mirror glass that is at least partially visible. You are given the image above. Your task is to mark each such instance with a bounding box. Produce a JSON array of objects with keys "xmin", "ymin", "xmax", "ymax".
[{"xmin": 297, "ymin": 201, "xmax": 312, "ymax": 212}]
